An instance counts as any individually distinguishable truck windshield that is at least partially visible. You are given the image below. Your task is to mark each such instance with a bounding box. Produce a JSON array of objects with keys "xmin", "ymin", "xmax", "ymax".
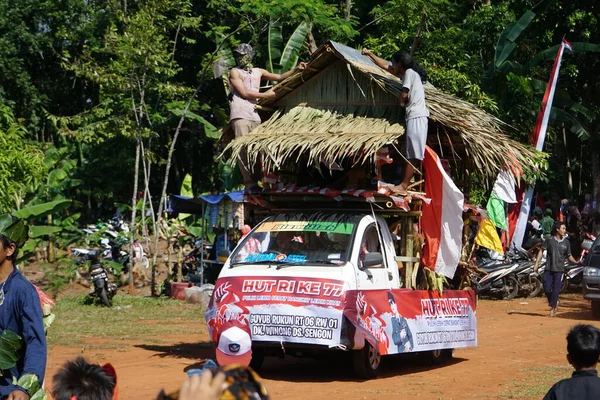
[{"xmin": 230, "ymin": 218, "xmax": 356, "ymax": 266}]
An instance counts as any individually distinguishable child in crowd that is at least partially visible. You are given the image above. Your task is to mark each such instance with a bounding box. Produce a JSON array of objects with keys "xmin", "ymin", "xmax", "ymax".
[
  {"xmin": 51, "ymin": 357, "xmax": 118, "ymax": 400},
  {"xmin": 543, "ymin": 324, "xmax": 600, "ymax": 399}
]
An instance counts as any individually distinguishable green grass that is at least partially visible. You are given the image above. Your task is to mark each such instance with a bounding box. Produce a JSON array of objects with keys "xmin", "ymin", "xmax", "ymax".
[
  {"xmin": 47, "ymin": 295, "xmax": 208, "ymax": 349},
  {"xmin": 491, "ymin": 365, "xmax": 572, "ymax": 399}
]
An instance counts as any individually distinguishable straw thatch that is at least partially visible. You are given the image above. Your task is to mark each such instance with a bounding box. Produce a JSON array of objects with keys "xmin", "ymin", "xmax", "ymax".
[{"xmin": 223, "ymin": 41, "xmax": 541, "ymax": 180}]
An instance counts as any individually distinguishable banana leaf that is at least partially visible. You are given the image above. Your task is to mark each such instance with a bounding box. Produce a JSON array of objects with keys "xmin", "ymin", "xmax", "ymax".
[
  {"xmin": 0, "ymin": 216, "xmax": 28, "ymax": 247},
  {"xmin": 14, "ymin": 199, "xmax": 72, "ymax": 220},
  {"xmin": 29, "ymin": 225, "xmax": 63, "ymax": 238},
  {"xmin": 0, "ymin": 330, "xmax": 23, "ymax": 371},
  {"xmin": 169, "ymin": 108, "xmax": 219, "ymax": 139},
  {"xmin": 549, "ymin": 108, "xmax": 591, "ymax": 140},
  {"xmin": 524, "ymin": 42, "xmax": 600, "ymax": 72},
  {"xmin": 280, "ymin": 21, "xmax": 311, "ymax": 73},
  {"xmin": 493, "ymin": 10, "xmax": 536, "ymax": 70},
  {"xmin": 267, "ymin": 18, "xmax": 283, "ymax": 73}
]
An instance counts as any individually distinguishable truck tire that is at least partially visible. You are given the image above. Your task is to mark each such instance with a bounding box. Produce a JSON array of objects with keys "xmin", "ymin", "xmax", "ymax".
[
  {"xmin": 422, "ymin": 349, "xmax": 443, "ymax": 365},
  {"xmin": 592, "ymin": 301, "xmax": 600, "ymax": 319},
  {"xmin": 352, "ymin": 342, "xmax": 381, "ymax": 379},
  {"xmin": 249, "ymin": 347, "xmax": 265, "ymax": 371}
]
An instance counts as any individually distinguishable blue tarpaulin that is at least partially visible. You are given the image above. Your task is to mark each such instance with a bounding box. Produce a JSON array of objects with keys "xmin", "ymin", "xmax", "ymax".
[{"xmin": 169, "ymin": 191, "xmax": 244, "ymax": 214}]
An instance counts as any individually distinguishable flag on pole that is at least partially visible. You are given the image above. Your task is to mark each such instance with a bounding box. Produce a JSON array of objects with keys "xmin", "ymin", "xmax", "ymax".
[
  {"xmin": 420, "ymin": 146, "xmax": 464, "ymax": 278},
  {"xmin": 475, "ymin": 218, "xmax": 503, "ymax": 254},
  {"xmin": 486, "ymin": 194, "xmax": 507, "ymax": 230},
  {"xmin": 511, "ymin": 38, "xmax": 573, "ymax": 249}
]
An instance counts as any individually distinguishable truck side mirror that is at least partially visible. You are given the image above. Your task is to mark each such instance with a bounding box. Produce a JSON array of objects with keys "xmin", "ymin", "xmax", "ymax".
[{"xmin": 362, "ymin": 252, "xmax": 383, "ymax": 269}]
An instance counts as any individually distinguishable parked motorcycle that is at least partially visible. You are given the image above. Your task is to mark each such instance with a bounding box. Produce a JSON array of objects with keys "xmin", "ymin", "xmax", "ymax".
[
  {"xmin": 72, "ymin": 248, "xmax": 117, "ymax": 307},
  {"xmin": 471, "ymin": 261, "xmax": 520, "ymax": 300},
  {"xmin": 561, "ymin": 261, "xmax": 584, "ymax": 292},
  {"xmin": 515, "ymin": 261, "xmax": 543, "ymax": 298}
]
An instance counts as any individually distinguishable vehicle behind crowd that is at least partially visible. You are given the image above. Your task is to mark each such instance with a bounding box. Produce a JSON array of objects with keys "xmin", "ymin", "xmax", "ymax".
[
  {"xmin": 583, "ymin": 234, "xmax": 600, "ymax": 318},
  {"xmin": 71, "ymin": 248, "xmax": 117, "ymax": 307}
]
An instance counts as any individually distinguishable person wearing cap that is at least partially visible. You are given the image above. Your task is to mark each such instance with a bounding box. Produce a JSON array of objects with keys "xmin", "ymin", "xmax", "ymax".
[
  {"xmin": 541, "ymin": 208, "xmax": 555, "ymax": 240},
  {"xmin": 216, "ymin": 320, "xmax": 253, "ymax": 367},
  {"xmin": 229, "ymin": 43, "xmax": 307, "ymax": 193},
  {"xmin": 0, "ymin": 215, "xmax": 47, "ymax": 400}
]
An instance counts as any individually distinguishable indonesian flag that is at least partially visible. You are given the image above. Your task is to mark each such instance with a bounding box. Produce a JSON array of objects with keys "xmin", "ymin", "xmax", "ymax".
[
  {"xmin": 421, "ymin": 146, "xmax": 464, "ymax": 278},
  {"xmin": 511, "ymin": 38, "xmax": 573, "ymax": 249}
]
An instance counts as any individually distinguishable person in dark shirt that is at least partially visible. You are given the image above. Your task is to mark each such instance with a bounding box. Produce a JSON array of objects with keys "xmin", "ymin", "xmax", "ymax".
[
  {"xmin": 534, "ymin": 221, "xmax": 581, "ymax": 317},
  {"xmin": 0, "ymin": 215, "xmax": 47, "ymax": 400},
  {"xmin": 543, "ymin": 324, "xmax": 600, "ymax": 400}
]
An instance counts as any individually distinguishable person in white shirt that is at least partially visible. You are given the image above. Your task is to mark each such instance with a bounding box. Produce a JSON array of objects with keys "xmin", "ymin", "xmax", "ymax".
[{"xmin": 362, "ymin": 49, "xmax": 429, "ymax": 194}]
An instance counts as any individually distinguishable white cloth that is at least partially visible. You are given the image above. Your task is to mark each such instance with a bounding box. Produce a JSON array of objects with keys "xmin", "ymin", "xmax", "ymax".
[
  {"xmin": 402, "ymin": 68, "xmax": 429, "ymax": 120},
  {"xmin": 492, "ymin": 170, "xmax": 517, "ymax": 204}
]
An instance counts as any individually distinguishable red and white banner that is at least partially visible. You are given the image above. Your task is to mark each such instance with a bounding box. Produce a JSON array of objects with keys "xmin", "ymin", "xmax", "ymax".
[
  {"xmin": 206, "ymin": 276, "xmax": 478, "ymax": 354},
  {"xmin": 511, "ymin": 39, "xmax": 573, "ymax": 249},
  {"xmin": 420, "ymin": 146, "xmax": 464, "ymax": 278},
  {"xmin": 206, "ymin": 276, "xmax": 346, "ymax": 346},
  {"xmin": 344, "ymin": 289, "xmax": 477, "ymax": 355}
]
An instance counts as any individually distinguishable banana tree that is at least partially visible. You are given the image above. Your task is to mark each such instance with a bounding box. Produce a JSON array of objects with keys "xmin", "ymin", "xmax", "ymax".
[{"xmin": 16, "ymin": 146, "xmax": 81, "ymax": 261}]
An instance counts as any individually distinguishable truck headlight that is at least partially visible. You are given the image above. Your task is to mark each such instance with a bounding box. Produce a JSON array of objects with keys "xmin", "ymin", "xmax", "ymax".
[{"xmin": 583, "ymin": 267, "xmax": 600, "ymax": 276}]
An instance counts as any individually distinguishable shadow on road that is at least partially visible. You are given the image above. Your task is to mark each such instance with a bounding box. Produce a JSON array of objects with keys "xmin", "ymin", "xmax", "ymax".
[
  {"xmin": 135, "ymin": 341, "xmax": 215, "ymax": 361},
  {"xmin": 259, "ymin": 352, "xmax": 467, "ymax": 383}
]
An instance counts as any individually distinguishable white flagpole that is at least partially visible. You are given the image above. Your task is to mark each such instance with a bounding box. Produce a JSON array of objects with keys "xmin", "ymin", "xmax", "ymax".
[{"xmin": 512, "ymin": 40, "xmax": 572, "ymax": 249}]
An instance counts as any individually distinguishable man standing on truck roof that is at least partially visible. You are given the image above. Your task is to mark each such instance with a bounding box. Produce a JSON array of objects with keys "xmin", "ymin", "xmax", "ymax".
[
  {"xmin": 362, "ymin": 49, "xmax": 429, "ymax": 195},
  {"xmin": 229, "ymin": 43, "xmax": 307, "ymax": 193}
]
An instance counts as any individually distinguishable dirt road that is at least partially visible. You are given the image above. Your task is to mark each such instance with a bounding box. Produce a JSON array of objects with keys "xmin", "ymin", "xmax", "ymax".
[{"xmin": 46, "ymin": 294, "xmax": 600, "ymax": 400}]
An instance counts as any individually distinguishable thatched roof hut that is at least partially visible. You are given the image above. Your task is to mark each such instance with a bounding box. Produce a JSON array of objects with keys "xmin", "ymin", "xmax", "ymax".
[{"xmin": 224, "ymin": 41, "xmax": 539, "ymax": 188}]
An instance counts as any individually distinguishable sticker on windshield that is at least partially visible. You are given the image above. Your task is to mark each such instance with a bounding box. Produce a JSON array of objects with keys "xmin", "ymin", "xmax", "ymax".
[
  {"xmin": 256, "ymin": 221, "xmax": 354, "ymax": 234},
  {"xmin": 244, "ymin": 253, "xmax": 307, "ymax": 264}
]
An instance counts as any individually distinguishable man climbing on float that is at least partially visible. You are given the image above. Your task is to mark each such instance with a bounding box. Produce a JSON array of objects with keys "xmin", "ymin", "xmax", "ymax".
[
  {"xmin": 229, "ymin": 43, "xmax": 307, "ymax": 193},
  {"xmin": 362, "ymin": 48, "xmax": 429, "ymax": 195}
]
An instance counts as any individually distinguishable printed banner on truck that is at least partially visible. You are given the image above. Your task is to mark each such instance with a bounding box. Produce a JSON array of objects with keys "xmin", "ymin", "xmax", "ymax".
[
  {"xmin": 205, "ymin": 276, "xmax": 346, "ymax": 346},
  {"xmin": 344, "ymin": 289, "xmax": 477, "ymax": 355}
]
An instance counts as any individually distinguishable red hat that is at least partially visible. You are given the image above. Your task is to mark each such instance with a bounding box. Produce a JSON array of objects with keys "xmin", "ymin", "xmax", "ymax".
[{"xmin": 216, "ymin": 320, "xmax": 252, "ymax": 367}]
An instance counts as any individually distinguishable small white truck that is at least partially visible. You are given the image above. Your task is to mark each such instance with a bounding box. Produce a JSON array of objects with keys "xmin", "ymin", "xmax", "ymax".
[{"xmin": 206, "ymin": 210, "xmax": 477, "ymax": 378}]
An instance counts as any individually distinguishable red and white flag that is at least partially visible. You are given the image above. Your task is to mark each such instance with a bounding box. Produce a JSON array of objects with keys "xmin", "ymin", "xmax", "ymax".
[
  {"xmin": 511, "ymin": 38, "xmax": 573, "ymax": 249},
  {"xmin": 421, "ymin": 146, "xmax": 464, "ymax": 278}
]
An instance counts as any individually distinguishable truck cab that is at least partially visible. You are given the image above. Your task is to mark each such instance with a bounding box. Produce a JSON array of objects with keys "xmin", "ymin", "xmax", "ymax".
[{"xmin": 206, "ymin": 210, "xmax": 477, "ymax": 378}]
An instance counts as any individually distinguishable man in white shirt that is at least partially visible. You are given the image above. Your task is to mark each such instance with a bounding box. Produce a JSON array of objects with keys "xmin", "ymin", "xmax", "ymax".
[{"xmin": 362, "ymin": 49, "xmax": 429, "ymax": 194}]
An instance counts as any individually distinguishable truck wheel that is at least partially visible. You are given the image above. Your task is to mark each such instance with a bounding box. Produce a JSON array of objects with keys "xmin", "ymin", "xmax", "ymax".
[
  {"xmin": 422, "ymin": 349, "xmax": 443, "ymax": 365},
  {"xmin": 249, "ymin": 347, "xmax": 265, "ymax": 371},
  {"xmin": 442, "ymin": 348, "xmax": 454, "ymax": 360},
  {"xmin": 592, "ymin": 301, "xmax": 600, "ymax": 319},
  {"xmin": 352, "ymin": 342, "xmax": 381, "ymax": 379}
]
